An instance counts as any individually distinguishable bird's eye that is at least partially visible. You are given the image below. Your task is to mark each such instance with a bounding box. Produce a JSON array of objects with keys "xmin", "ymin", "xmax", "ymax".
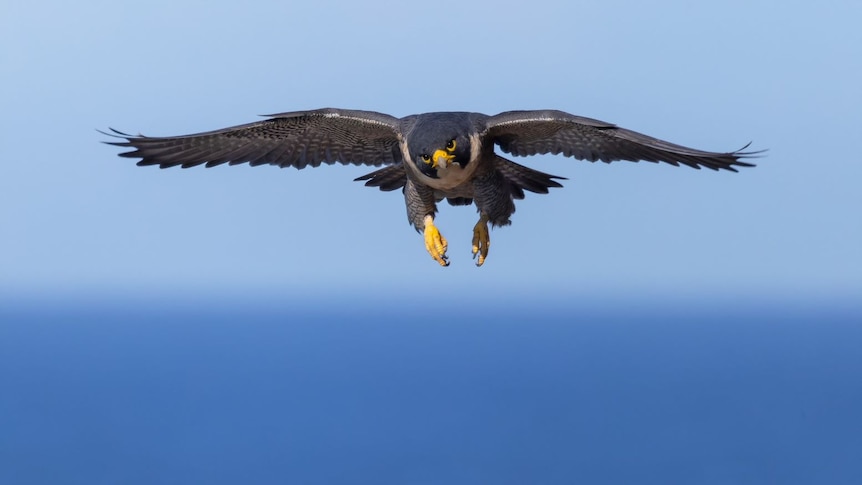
[
  {"xmin": 421, "ymin": 154, "xmax": 431, "ymax": 163},
  {"xmin": 446, "ymin": 139, "xmax": 456, "ymax": 151}
]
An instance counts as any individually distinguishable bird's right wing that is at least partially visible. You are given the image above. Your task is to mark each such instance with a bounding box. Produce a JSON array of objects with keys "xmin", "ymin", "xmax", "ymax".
[{"xmin": 103, "ymin": 108, "xmax": 403, "ymax": 169}]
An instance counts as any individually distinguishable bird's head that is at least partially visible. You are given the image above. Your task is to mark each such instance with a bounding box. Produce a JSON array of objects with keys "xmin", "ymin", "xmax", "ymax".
[{"xmin": 407, "ymin": 114, "xmax": 474, "ymax": 179}]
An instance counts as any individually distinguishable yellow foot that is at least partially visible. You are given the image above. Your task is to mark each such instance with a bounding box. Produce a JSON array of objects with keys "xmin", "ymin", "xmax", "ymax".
[
  {"xmin": 423, "ymin": 215, "xmax": 449, "ymax": 267},
  {"xmin": 471, "ymin": 215, "xmax": 490, "ymax": 267}
]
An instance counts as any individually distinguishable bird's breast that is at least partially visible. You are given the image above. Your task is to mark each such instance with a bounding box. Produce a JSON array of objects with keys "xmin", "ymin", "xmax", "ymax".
[{"xmin": 428, "ymin": 160, "xmax": 480, "ymax": 190}]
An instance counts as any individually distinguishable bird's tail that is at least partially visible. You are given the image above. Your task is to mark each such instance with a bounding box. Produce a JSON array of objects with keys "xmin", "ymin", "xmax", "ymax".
[
  {"xmin": 493, "ymin": 155, "xmax": 565, "ymax": 200},
  {"xmin": 354, "ymin": 156, "xmax": 565, "ymax": 201},
  {"xmin": 353, "ymin": 164, "xmax": 406, "ymax": 192}
]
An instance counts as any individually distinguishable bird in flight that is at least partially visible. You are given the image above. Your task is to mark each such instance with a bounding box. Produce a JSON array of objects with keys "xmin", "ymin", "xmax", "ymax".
[{"xmin": 104, "ymin": 108, "xmax": 759, "ymax": 267}]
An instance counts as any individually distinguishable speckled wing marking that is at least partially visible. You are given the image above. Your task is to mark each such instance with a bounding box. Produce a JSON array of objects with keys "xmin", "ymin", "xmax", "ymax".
[
  {"xmin": 484, "ymin": 109, "xmax": 760, "ymax": 171},
  {"xmin": 104, "ymin": 108, "xmax": 403, "ymax": 170}
]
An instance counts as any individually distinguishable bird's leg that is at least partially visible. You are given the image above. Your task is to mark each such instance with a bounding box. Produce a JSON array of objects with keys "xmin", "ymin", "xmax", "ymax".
[
  {"xmin": 472, "ymin": 213, "xmax": 490, "ymax": 267},
  {"xmin": 423, "ymin": 215, "xmax": 449, "ymax": 267}
]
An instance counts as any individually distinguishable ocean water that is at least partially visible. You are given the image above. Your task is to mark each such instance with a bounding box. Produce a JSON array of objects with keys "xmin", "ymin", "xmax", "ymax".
[{"xmin": 1, "ymin": 296, "xmax": 860, "ymax": 484}]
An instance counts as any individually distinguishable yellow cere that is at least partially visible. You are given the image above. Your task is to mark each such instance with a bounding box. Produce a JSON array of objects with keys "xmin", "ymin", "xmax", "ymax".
[{"xmin": 432, "ymin": 150, "xmax": 454, "ymax": 168}]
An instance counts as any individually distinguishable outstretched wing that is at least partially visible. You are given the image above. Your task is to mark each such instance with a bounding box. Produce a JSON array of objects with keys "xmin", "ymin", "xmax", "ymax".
[
  {"xmin": 484, "ymin": 110, "xmax": 761, "ymax": 171},
  {"xmin": 103, "ymin": 108, "xmax": 403, "ymax": 169}
]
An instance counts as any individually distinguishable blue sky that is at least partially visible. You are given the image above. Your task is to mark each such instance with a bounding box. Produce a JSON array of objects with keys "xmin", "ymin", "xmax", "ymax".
[{"xmin": 2, "ymin": 1, "xmax": 860, "ymax": 304}]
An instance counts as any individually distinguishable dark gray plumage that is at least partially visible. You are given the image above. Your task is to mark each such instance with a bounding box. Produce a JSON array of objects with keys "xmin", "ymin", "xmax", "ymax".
[{"xmin": 104, "ymin": 108, "xmax": 760, "ymax": 266}]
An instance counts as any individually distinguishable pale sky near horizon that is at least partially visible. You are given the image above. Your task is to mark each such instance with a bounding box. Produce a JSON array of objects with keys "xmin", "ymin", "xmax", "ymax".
[{"xmin": 2, "ymin": 0, "xmax": 860, "ymax": 304}]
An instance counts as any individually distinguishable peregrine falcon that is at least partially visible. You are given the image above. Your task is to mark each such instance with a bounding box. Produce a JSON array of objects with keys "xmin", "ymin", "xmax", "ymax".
[{"xmin": 104, "ymin": 108, "xmax": 758, "ymax": 266}]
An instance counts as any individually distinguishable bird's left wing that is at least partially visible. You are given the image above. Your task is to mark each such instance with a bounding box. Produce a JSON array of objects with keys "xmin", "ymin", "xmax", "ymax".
[
  {"xmin": 484, "ymin": 110, "xmax": 760, "ymax": 171},
  {"xmin": 103, "ymin": 108, "xmax": 403, "ymax": 169}
]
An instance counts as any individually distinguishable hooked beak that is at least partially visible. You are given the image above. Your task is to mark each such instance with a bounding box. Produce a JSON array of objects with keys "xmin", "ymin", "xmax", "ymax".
[{"xmin": 432, "ymin": 149, "xmax": 455, "ymax": 169}]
